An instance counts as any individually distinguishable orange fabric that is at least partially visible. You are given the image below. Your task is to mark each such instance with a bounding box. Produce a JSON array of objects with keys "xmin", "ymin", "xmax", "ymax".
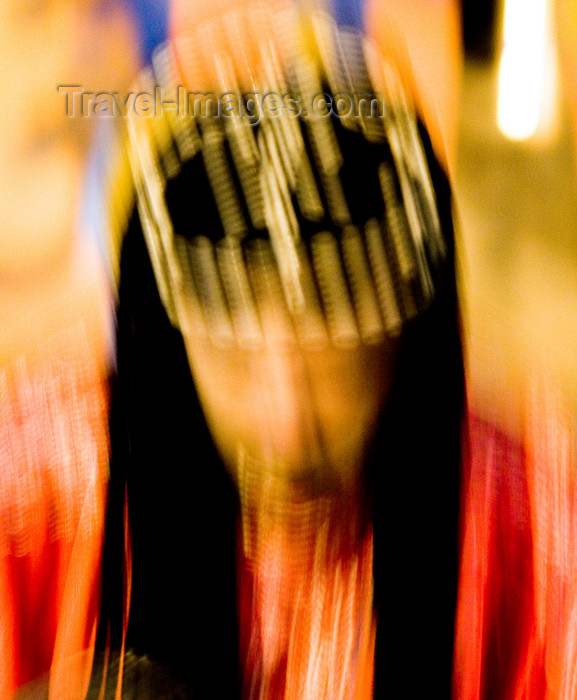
[
  {"xmin": 238, "ymin": 500, "xmax": 375, "ymax": 699},
  {"xmin": 0, "ymin": 327, "xmax": 109, "ymax": 699}
]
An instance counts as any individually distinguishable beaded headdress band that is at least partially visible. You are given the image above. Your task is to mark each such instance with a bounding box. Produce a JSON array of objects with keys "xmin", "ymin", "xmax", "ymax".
[{"xmin": 126, "ymin": 7, "xmax": 446, "ymax": 351}]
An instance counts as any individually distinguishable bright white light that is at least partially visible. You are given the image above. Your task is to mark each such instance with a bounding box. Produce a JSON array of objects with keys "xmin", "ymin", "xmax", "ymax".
[{"xmin": 497, "ymin": 0, "xmax": 557, "ymax": 141}]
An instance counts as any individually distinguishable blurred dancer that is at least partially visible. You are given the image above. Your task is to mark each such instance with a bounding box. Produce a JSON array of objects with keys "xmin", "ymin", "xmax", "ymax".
[
  {"xmin": 82, "ymin": 2, "xmax": 577, "ymax": 699},
  {"xmin": 88, "ymin": 1, "xmax": 465, "ymax": 698}
]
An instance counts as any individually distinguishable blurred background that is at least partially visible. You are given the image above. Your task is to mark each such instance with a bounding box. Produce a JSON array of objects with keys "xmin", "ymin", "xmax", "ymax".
[
  {"xmin": 0, "ymin": 0, "xmax": 139, "ymax": 368},
  {"xmin": 457, "ymin": 0, "xmax": 577, "ymax": 434}
]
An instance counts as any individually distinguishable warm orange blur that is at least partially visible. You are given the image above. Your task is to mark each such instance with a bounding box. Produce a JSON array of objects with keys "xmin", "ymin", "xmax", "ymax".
[
  {"xmin": 0, "ymin": 0, "xmax": 138, "ymax": 366},
  {"xmin": 0, "ymin": 2, "xmax": 137, "ymax": 697}
]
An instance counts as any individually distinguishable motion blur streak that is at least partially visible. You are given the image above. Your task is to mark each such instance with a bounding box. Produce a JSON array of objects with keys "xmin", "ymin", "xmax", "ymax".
[{"xmin": 454, "ymin": 377, "xmax": 576, "ymax": 699}]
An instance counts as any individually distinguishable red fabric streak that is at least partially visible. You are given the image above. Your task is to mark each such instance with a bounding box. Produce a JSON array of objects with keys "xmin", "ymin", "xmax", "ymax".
[{"xmin": 455, "ymin": 379, "xmax": 575, "ymax": 699}]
